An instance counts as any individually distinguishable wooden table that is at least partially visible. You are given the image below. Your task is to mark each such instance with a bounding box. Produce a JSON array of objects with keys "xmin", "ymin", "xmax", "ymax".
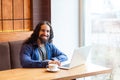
[{"xmin": 0, "ymin": 63, "xmax": 112, "ymax": 80}]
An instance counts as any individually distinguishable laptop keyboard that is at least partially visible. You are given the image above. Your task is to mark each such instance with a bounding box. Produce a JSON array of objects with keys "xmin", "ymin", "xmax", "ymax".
[{"xmin": 62, "ymin": 63, "xmax": 70, "ymax": 67}]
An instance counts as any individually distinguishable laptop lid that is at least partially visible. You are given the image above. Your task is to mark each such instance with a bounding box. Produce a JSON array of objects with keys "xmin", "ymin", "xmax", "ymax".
[{"xmin": 59, "ymin": 46, "xmax": 91, "ymax": 69}]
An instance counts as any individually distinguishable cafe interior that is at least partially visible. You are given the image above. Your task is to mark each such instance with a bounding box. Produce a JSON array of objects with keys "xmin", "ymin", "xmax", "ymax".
[{"xmin": 0, "ymin": 0, "xmax": 120, "ymax": 80}]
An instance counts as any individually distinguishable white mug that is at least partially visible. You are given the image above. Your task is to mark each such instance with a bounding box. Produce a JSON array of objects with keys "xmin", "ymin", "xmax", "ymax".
[{"xmin": 47, "ymin": 64, "xmax": 58, "ymax": 71}]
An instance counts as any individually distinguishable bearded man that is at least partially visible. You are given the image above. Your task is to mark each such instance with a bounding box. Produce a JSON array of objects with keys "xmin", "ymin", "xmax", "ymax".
[{"xmin": 20, "ymin": 21, "xmax": 68, "ymax": 68}]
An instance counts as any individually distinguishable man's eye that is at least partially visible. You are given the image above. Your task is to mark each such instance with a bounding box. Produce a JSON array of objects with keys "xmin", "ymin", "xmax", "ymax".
[
  {"xmin": 41, "ymin": 30, "xmax": 44, "ymax": 32},
  {"xmin": 47, "ymin": 30, "xmax": 50, "ymax": 32}
]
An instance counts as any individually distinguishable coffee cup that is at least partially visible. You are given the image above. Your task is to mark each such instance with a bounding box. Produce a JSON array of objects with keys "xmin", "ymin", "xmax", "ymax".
[{"xmin": 47, "ymin": 64, "xmax": 58, "ymax": 71}]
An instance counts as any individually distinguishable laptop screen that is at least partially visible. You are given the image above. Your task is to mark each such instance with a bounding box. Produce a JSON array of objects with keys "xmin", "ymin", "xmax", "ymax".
[{"xmin": 60, "ymin": 46, "xmax": 91, "ymax": 69}]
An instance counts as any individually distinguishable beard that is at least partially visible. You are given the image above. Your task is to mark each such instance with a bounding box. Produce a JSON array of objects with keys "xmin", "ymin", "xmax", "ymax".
[{"xmin": 38, "ymin": 35, "xmax": 49, "ymax": 44}]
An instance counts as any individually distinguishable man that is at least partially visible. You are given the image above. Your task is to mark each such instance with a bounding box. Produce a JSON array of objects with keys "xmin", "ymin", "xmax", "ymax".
[{"xmin": 20, "ymin": 21, "xmax": 68, "ymax": 68}]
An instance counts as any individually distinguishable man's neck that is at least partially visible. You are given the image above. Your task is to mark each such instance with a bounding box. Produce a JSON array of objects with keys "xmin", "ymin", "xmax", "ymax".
[
  {"xmin": 37, "ymin": 39, "xmax": 44, "ymax": 47},
  {"xmin": 39, "ymin": 44, "xmax": 44, "ymax": 47}
]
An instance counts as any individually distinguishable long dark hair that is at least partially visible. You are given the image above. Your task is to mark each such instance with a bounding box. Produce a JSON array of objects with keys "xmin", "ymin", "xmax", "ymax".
[{"xmin": 24, "ymin": 21, "xmax": 54, "ymax": 44}]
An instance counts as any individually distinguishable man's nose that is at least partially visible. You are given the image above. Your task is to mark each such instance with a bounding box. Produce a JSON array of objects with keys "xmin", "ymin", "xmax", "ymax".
[{"xmin": 43, "ymin": 31, "xmax": 48, "ymax": 35}]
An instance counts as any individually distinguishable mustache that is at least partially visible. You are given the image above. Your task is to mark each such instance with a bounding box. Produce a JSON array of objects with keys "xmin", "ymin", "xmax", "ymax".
[{"xmin": 40, "ymin": 35, "xmax": 49, "ymax": 37}]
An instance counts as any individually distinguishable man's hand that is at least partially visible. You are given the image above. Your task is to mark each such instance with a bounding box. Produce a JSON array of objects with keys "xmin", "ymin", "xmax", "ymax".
[{"xmin": 48, "ymin": 60, "xmax": 61, "ymax": 66}]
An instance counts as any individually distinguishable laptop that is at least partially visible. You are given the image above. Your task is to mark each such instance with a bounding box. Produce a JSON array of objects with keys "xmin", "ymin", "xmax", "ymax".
[{"xmin": 59, "ymin": 46, "xmax": 91, "ymax": 70}]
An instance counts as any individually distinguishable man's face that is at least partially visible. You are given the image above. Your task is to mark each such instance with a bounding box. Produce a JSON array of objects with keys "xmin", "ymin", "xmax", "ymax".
[{"xmin": 39, "ymin": 24, "xmax": 50, "ymax": 43}]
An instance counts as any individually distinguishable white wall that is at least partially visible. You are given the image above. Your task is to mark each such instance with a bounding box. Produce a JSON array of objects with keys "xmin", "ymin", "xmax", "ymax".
[{"xmin": 51, "ymin": 0, "xmax": 79, "ymax": 58}]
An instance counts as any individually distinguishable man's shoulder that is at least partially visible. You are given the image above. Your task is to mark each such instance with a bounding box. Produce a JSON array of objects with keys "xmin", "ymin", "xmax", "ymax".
[
  {"xmin": 46, "ymin": 42, "xmax": 54, "ymax": 46},
  {"xmin": 22, "ymin": 43, "xmax": 37, "ymax": 49},
  {"xmin": 45, "ymin": 42, "xmax": 56, "ymax": 48}
]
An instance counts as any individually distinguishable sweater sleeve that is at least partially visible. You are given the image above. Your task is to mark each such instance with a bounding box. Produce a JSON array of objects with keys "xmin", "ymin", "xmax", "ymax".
[
  {"xmin": 20, "ymin": 44, "xmax": 48, "ymax": 68},
  {"xmin": 49, "ymin": 43, "xmax": 68, "ymax": 62}
]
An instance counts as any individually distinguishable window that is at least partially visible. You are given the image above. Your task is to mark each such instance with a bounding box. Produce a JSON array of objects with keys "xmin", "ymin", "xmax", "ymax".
[
  {"xmin": 84, "ymin": 0, "xmax": 120, "ymax": 79},
  {"xmin": 84, "ymin": 0, "xmax": 120, "ymax": 47}
]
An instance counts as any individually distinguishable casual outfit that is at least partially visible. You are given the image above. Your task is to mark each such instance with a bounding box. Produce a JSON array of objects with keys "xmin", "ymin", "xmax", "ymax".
[{"xmin": 20, "ymin": 42, "xmax": 68, "ymax": 68}]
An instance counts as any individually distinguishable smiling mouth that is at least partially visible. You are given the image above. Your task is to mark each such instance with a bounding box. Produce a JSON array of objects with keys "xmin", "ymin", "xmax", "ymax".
[
  {"xmin": 42, "ymin": 35, "xmax": 48, "ymax": 38},
  {"xmin": 41, "ymin": 34, "xmax": 49, "ymax": 37}
]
